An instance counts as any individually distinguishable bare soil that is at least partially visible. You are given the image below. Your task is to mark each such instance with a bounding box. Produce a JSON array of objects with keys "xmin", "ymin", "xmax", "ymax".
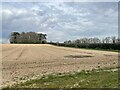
[{"xmin": 1, "ymin": 44, "xmax": 118, "ymax": 87}]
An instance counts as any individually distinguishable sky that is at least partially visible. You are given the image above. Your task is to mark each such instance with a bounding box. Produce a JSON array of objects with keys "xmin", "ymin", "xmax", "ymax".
[{"xmin": 1, "ymin": 1, "xmax": 118, "ymax": 43}]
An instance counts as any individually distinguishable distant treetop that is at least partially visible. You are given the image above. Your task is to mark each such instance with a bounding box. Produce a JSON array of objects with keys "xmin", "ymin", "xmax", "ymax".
[{"xmin": 9, "ymin": 32, "xmax": 47, "ymax": 44}]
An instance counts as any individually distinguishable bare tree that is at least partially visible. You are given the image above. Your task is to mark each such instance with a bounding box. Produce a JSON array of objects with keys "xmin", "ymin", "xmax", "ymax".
[
  {"xmin": 111, "ymin": 36, "xmax": 116, "ymax": 44},
  {"xmin": 104, "ymin": 37, "xmax": 111, "ymax": 43}
]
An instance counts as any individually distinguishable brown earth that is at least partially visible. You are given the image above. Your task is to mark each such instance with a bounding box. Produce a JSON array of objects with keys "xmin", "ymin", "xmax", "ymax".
[{"xmin": 1, "ymin": 44, "xmax": 118, "ymax": 87}]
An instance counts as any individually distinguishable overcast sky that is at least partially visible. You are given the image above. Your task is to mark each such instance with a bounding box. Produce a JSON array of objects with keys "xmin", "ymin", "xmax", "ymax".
[{"xmin": 1, "ymin": 2, "xmax": 118, "ymax": 43}]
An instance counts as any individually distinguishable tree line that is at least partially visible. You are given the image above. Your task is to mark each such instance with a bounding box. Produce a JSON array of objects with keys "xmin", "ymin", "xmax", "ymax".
[
  {"xmin": 9, "ymin": 32, "xmax": 47, "ymax": 44},
  {"xmin": 48, "ymin": 37, "xmax": 120, "ymax": 50}
]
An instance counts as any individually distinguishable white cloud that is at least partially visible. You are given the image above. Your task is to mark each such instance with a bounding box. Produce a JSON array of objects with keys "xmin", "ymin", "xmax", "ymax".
[
  {"xmin": 1, "ymin": 0, "xmax": 119, "ymax": 2},
  {"xmin": 1, "ymin": 2, "xmax": 118, "ymax": 43}
]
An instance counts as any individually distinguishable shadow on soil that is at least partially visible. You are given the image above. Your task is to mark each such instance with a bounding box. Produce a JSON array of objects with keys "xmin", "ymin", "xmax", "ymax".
[{"xmin": 64, "ymin": 55, "xmax": 93, "ymax": 58}]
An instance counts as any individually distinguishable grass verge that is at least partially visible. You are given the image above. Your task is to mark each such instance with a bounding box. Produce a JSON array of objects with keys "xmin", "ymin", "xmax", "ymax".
[{"xmin": 5, "ymin": 68, "xmax": 118, "ymax": 88}]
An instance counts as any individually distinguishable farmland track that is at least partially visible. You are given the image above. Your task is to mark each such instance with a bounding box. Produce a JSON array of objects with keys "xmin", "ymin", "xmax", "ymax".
[{"xmin": 1, "ymin": 44, "xmax": 118, "ymax": 87}]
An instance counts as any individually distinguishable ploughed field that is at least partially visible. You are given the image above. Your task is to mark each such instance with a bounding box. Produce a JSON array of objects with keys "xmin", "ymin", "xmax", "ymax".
[{"xmin": 1, "ymin": 44, "xmax": 118, "ymax": 87}]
